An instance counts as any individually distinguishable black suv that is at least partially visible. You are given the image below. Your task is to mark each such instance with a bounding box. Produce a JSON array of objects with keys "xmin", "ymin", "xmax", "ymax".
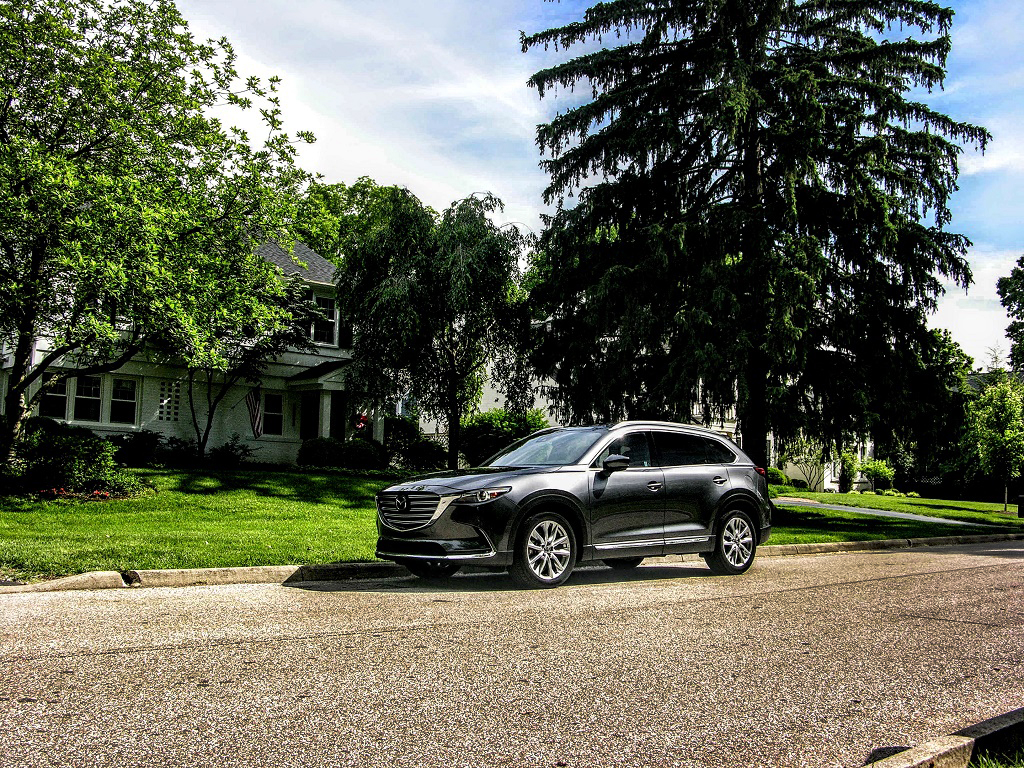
[{"xmin": 375, "ymin": 421, "xmax": 772, "ymax": 588}]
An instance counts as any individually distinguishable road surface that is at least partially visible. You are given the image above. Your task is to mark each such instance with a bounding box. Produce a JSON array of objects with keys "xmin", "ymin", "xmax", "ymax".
[{"xmin": 2, "ymin": 542, "xmax": 1022, "ymax": 767}]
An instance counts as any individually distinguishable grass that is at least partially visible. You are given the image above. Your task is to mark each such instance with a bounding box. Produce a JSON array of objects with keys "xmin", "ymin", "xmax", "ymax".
[
  {"xmin": 0, "ymin": 469, "xmax": 391, "ymax": 582},
  {"xmin": 1, "ymin": 469, "xmax": 1020, "ymax": 583},
  {"xmin": 773, "ymin": 487, "xmax": 1024, "ymax": 529}
]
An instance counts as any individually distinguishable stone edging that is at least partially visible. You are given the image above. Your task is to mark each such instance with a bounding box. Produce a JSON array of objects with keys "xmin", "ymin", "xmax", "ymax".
[
  {"xmin": 865, "ymin": 707, "xmax": 1024, "ymax": 767},
  {"xmin": 2, "ymin": 533, "xmax": 1022, "ymax": 593}
]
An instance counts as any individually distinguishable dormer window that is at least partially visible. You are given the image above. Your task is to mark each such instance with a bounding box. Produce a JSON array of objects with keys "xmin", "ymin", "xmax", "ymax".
[{"xmin": 312, "ymin": 296, "xmax": 337, "ymax": 346}]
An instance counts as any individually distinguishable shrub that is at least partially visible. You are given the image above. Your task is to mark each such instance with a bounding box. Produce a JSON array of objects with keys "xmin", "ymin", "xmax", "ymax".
[
  {"xmin": 107, "ymin": 430, "xmax": 163, "ymax": 467},
  {"xmin": 402, "ymin": 438, "xmax": 447, "ymax": 472},
  {"xmin": 208, "ymin": 433, "xmax": 255, "ymax": 468},
  {"xmin": 13, "ymin": 417, "xmax": 143, "ymax": 495},
  {"xmin": 906, "ymin": 491, "xmax": 921, "ymax": 498},
  {"xmin": 766, "ymin": 467, "xmax": 789, "ymax": 485},
  {"xmin": 461, "ymin": 408, "xmax": 549, "ymax": 467},
  {"xmin": 158, "ymin": 436, "xmax": 200, "ymax": 467},
  {"xmin": 838, "ymin": 451, "xmax": 857, "ymax": 493},
  {"xmin": 859, "ymin": 458, "xmax": 896, "ymax": 491},
  {"xmin": 384, "ymin": 416, "xmax": 421, "ymax": 463},
  {"xmin": 297, "ymin": 436, "xmax": 389, "ymax": 471},
  {"xmin": 791, "ymin": 478, "xmax": 808, "ymax": 490}
]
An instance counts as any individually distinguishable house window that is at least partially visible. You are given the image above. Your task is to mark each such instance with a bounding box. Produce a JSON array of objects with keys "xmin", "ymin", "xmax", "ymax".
[
  {"xmin": 312, "ymin": 296, "xmax": 337, "ymax": 345},
  {"xmin": 73, "ymin": 376, "xmax": 102, "ymax": 422},
  {"xmin": 263, "ymin": 393, "xmax": 284, "ymax": 436},
  {"xmin": 110, "ymin": 378, "xmax": 138, "ymax": 424},
  {"xmin": 40, "ymin": 377, "xmax": 68, "ymax": 419}
]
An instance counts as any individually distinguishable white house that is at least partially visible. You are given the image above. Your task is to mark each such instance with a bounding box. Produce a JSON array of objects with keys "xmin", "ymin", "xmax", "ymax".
[{"xmin": 0, "ymin": 242, "xmax": 380, "ymax": 463}]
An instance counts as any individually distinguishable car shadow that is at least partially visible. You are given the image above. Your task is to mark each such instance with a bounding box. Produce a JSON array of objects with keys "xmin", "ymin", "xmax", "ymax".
[{"xmin": 286, "ymin": 563, "xmax": 713, "ymax": 594}]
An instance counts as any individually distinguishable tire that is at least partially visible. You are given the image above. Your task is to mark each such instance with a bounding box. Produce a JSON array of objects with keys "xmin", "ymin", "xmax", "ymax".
[
  {"xmin": 510, "ymin": 512, "xmax": 577, "ymax": 588},
  {"xmin": 602, "ymin": 557, "xmax": 644, "ymax": 570},
  {"xmin": 400, "ymin": 559, "xmax": 462, "ymax": 580},
  {"xmin": 704, "ymin": 509, "xmax": 757, "ymax": 575}
]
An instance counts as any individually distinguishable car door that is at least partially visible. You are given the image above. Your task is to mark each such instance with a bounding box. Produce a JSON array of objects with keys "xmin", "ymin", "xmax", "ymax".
[
  {"xmin": 588, "ymin": 431, "xmax": 665, "ymax": 555},
  {"xmin": 652, "ymin": 430, "xmax": 732, "ymax": 547}
]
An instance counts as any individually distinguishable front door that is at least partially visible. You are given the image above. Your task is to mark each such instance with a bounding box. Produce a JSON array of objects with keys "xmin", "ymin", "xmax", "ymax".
[
  {"xmin": 299, "ymin": 392, "xmax": 320, "ymax": 440},
  {"xmin": 588, "ymin": 431, "xmax": 665, "ymax": 556}
]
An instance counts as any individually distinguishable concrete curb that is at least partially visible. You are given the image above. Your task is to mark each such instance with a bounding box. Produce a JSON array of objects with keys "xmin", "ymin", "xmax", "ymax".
[
  {"xmin": 2, "ymin": 533, "xmax": 1022, "ymax": 594},
  {"xmin": 866, "ymin": 707, "xmax": 1024, "ymax": 767}
]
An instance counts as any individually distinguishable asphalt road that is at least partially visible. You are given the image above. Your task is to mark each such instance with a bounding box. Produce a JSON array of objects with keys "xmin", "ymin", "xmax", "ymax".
[{"xmin": 2, "ymin": 542, "xmax": 1022, "ymax": 768}]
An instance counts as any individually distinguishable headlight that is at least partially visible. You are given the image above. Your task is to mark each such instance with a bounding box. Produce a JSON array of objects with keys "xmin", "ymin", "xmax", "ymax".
[{"xmin": 455, "ymin": 487, "xmax": 511, "ymax": 504}]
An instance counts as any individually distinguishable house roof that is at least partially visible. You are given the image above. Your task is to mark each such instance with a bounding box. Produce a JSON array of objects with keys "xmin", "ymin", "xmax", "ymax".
[
  {"xmin": 258, "ymin": 241, "xmax": 336, "ymax": 286},
  {"xmin": 287, "ymin": 359, "xmax": 354, "ymax": 383}
]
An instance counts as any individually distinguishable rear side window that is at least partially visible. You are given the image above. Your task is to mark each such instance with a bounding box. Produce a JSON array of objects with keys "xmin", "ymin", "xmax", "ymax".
[
  {"xmin": 704, "ymin": 437, "xmax": 736, "ymax": 464},
  {"xmin": 652, "ymin": 432, "xmax": 707, "ymax": 466}
]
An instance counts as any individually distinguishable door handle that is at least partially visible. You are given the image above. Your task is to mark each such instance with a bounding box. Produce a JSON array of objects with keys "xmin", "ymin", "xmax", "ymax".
[
  {"xmin": 647, "ymin": 481, "xmax": 663, "ymax": 492},
  {"xmin": 712, "ymin": 476, "xmax": 727, "ymax": 485}
]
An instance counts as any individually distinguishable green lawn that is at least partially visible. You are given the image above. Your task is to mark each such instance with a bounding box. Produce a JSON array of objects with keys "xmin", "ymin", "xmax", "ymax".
[
  {"xmin": 774, "ymin": 488, "xmax": 1024, "ymax": 528},
  {"xmin": 0, "ymin": 469, "xmax": 392, "ymax": 582},
  {"xmin": 1, "ymin": 469, "xmax": 1019, "ymax": 583}
]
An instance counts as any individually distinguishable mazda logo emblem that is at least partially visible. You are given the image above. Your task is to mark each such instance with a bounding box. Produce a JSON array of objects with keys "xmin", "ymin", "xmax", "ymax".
[{"xmin": 395, "ymin": 494, "xmax": 409, "ymax": 511}]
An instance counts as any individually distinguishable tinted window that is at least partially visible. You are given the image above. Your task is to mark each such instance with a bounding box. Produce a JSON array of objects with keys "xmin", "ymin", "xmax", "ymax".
[
  {"xmin": 487, "ymin": 429, "xmax": 606, "ymax": 467},
  {"xmin": 652, "ymin": 431, "xmax": 707, "ymax": 466},
  {"xmin": 594, "ymin": 432, "xmax": 653, "ymax": 468},
  {"xmin": 704, "ymin": 437, "xmax": 736, "ymax": 464}
]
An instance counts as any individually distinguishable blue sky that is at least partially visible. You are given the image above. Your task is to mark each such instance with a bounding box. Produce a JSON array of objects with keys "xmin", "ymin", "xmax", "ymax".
[{"xmin": 177, "ymin": 0, "xmax": 1023, "ymax": 367}]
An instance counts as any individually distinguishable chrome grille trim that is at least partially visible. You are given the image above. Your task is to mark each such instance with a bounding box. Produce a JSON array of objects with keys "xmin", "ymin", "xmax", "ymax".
[{"xmin": 377, "ymin": 492, "xmax": 456, "ymax": 531}]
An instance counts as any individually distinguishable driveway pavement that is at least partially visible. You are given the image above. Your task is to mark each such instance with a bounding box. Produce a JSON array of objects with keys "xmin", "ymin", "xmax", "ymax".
[{"xmin": 1, "ymin": 541, "xmax": 1022, "ymax": 767}]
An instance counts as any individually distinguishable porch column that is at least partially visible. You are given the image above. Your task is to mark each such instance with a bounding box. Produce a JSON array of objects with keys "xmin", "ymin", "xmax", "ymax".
[{"xmin": 319, "ymin": 390, "xmax": 332, "ymax": 439}]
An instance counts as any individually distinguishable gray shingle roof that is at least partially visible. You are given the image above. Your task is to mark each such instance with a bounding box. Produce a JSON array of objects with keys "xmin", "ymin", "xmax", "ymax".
[{"xmin": 258, "ymin": 241, "xmax": 337, "ymax": 285}]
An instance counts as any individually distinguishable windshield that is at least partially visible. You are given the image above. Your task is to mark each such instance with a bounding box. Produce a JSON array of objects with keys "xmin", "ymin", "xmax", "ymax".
[{"xmin": 486, "ymin": 428, "xmax": 606, "ymax": 467}]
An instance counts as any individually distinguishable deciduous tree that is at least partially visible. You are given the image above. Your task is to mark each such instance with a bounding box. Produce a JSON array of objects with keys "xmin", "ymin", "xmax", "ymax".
[
  {"xmin": 522, "ymin": 0, "xmax": 989, "ymax": 466},
  {"xmin": 965, "ymin": 374, "xmax": 1024, "ymax": 513},
  {"xmin": 0, "ymin": 0, "xmax": 314, "ymax": 464}
]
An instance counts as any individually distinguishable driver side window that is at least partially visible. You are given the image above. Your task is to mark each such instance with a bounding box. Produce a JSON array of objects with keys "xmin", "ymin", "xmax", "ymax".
[{"xmin": 594, "ymin": 432, "xmax": 653, "ymax": 468}]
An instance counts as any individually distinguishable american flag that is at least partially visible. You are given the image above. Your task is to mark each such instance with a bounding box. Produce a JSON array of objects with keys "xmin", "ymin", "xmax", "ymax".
[{"xmin": 245, "ymin": 386, "xmax": 263, "ymax": 439}]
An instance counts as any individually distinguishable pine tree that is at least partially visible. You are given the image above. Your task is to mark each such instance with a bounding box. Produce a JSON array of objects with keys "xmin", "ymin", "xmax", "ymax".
[{"xmin": 522, "ymin": 0, "xmax": 989, "ymax": 465}]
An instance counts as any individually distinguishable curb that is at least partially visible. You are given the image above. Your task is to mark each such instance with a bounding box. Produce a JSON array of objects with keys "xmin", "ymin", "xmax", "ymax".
[
  {"xmin": 2, "ymin": 533, "xmax": 1023, "ymax": 594},
  {"xmin": 866, "ymin": 707, "xmax": 1024, "ymax": 767}
]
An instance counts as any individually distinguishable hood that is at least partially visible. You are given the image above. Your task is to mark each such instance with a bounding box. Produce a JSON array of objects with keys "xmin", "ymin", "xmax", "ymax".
[{"xmin": 384, "ymin": 466, "xmax": 551, "ymax": 494}]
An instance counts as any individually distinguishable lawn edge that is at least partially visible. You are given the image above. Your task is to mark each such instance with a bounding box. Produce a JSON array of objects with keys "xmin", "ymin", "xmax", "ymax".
[{"xmin": 3, "ymin": 532, "xmax": 1023, "ymax": 593}]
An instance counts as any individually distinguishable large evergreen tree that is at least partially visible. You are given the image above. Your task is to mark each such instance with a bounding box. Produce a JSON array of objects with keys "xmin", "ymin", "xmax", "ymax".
[{"xmin": 522, "ymin": 0, "xmax": 989, "ymax": 466}]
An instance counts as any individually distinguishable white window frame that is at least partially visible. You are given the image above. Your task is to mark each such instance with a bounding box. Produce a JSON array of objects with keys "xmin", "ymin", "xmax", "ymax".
[
  {"xmin": 311, "ymin": 295, "xmax": 338, "ymax": 347},
  {"xmin": 262, "ymin": 391, "xmax": 285, "ymax": 436},
  {"xmin": 36, "ymin": 373, "xmax": 141, "ymax": 426}
]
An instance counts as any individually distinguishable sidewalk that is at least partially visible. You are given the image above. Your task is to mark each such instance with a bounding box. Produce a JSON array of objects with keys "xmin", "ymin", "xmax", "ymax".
[{"xmin": 774, "ymin": 496, "xmax": 1006, "ymax": 527}]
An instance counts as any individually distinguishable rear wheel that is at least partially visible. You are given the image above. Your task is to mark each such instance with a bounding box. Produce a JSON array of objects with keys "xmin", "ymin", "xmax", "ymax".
[
  {"xmin": 400, "ymin": 559, "xmax": 462, "ymax": 580},
  {"xmin": 704, "ymin": 510, "xmax": 757, "ymax": 575},
  {"xmin": 602, "ymin": 557, "xmax": 644, "ymax": 570},
  {"xmin": 510, "ymin": 512, "xmax": 577, "ymax": 588}
]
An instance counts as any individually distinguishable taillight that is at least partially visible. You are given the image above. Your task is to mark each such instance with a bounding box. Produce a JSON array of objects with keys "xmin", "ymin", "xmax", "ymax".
[{"xmin": 755, "ymin": 467, "xmax": 766, "ymax": 477}]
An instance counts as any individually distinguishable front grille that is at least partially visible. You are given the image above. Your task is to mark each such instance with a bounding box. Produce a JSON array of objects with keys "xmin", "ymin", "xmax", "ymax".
[{"xmin": 377, "ymin": 492, "xmax": 442, "ymax": 530}]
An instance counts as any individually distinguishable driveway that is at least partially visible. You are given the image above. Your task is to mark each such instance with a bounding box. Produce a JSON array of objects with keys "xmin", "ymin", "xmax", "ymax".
[{"xmin": 1, "ymin": 542, "xmax": 1022, "ymax": 767}]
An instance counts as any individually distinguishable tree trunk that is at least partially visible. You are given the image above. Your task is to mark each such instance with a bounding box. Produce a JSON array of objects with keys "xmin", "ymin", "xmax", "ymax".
[
  {"xmin": 1004, "ymin": 483, "xmax": 1008, "ymax": 515},
  {"xmin": 446, "ymin": 405, "xmax": 461, "ymax": 471}
]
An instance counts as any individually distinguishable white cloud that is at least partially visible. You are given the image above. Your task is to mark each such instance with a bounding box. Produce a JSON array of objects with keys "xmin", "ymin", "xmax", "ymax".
[{"xmin": 930, "ymin": 247, "xmax": 1020, "ymax": 365}]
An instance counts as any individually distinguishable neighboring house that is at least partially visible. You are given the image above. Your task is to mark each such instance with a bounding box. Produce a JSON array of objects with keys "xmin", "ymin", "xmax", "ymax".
[{"xmin": 0, "ymin": 242, "xmax": 379, "ymax": 463}]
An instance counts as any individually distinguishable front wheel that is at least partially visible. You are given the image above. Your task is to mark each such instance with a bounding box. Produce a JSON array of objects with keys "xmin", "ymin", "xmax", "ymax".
[
  {"xmin": 510, "ymin": 512, "xmax": 577, "ymax": 588},
  {"xmin": 704, "ymin": 510, "xmax": 757, "ymax": 575},
  {"xmin": 400, "ymin": 559, "xmax": 462, "ymax": 580}
]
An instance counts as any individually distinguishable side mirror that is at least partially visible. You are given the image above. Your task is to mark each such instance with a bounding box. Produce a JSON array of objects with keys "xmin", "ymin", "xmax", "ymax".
[{"xmin": 602, "ymin": 454, "xmax": 631, "ymax": 474}]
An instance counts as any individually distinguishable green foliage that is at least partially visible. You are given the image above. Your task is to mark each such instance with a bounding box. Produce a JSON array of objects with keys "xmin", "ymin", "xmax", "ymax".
[
  {"xmin": 997, "ymin": 255, "xmax": 1024, "ymax": 370},
  {"xmin": 107, "ymin": 430, "xmax": 163, "ymax": 468},
  {"xmin": 765, "ymin": 467, "xmax": 789, "ymax": 486},
  {"xmin": 207, "ymin": 434, "xmax": 255, "ymax": 469},
  {"xmin": 400, "ymin": 439, "xmax": 448, "ymax": 472},
  {"xmin": 859, "ymin": 458, "xmax": 896, "ymax": 491},
  {"xmin": 791, "ymin": 479, "xmax": 808, "ymax": 490},
  {"xmin": 327, "ymin": 181, "xmax": 527, "ymax": 469},
  {"xmin": 838, "ymin": 452, "xmax": 858, "ymax": 494},
  {"xmin": 460, "ymin": 408, "xmax": 550, "ymax": 467},
  {"xmin": 964, "ymin": 376, "xmax": 1024, "ymax": 510},
  {"xmin": 296, "ymin": 437, "xmax": 388, "ymax": 471},
  {"xmin": 522, "ymin": 1, "xmax": 989, "ymax": 466},
  {"xmin": 11, "ymin": 418, "xmax": 142, "ymax": 494},
  {"xmin": 384, "ymin": 416, "xmax": 422, "ymax": 460},
  {"xmin": 0, "ymin": 0, "xmax": 316, "ymax": 464},
  {"xmin": 779, "ymin": 435, "xmax": 828, "ymax": 491}
]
